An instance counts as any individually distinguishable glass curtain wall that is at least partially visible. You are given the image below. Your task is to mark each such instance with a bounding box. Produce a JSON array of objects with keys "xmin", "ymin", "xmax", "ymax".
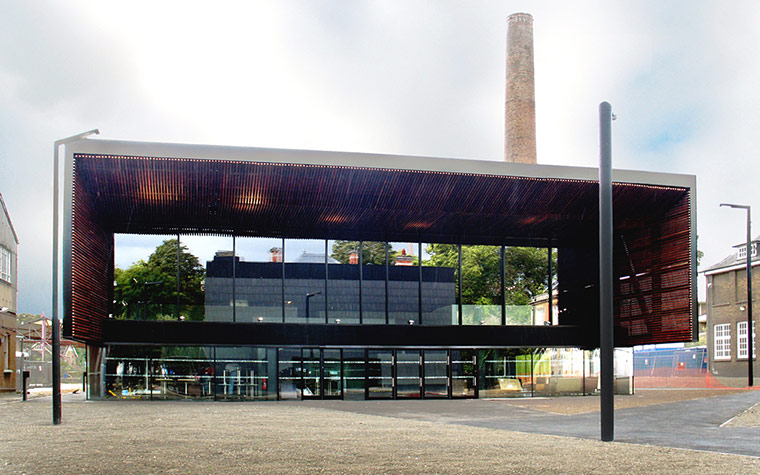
[
  {"xmin": 461, "ymin": 245, "xmax": 502, "ymax": 325},
  {"xmin": 214, "ymin": 347, "xmax": 277, "ymax": 400},
  {"xmin": 362, "ymin": 242, "xmax": 389, "ymax": 324},
  {"xmin": 504, "ymin": 246, "xmax": 554, "ymax": 325},
  {"xmin": 284, "ymin": 239, "xmax": 326, "ymax": 324},
  {"xmin": 327, "ymin": 240, "xmax": 360, "ymax": 324},
  {"xmin": 113, "ymin": 234, "xmax": 180, "ymax": 321},
  {"xmin": 181, "ymin": 235, "xmax": 233, "ymax": 322},
  {"xmin": 422, "ymin": 243, "xmax": 457, "ymax": 325},
  {"xmin": 235, "ymin": 237, "xmax": 284, "ymax": 323},
  {"xmin": 478, "ymin": 349, "xmax": 530, "ymax": 398},
  {"xmin": 388, "ymin": 242, "xmax": 418, "ymax": 325}
]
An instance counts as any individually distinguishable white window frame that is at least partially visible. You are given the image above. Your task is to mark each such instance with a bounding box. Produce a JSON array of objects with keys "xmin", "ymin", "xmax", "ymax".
[
  {"xmin": 714, "ymin": 323, "xmax": 731, "ymax": 361},
  {"xmin": 0, "ymin": 246, "xmax": 11, "ymax": 283},
  {"xmin": 737, "ymin": 321, "xmax": 756, "ymax": 360},
  {"xmin": 737, "ymin": 243, "xmax": 758, "ymax": 259}
]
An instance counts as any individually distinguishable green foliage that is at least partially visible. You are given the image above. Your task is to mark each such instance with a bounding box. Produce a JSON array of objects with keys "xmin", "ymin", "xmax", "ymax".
[
  {"xmin": 330, "ymin": 240, "xmax": 397, "ymax": 265},
  {"xmin": 425, "ymin": 244, "xmax": 556, "ymax": 306},
  {"xmin": 113, "ymin": 240, "xmax": 205, "ymax": 320}
]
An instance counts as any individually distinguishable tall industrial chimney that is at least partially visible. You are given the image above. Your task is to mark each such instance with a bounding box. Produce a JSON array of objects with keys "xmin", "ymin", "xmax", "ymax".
[{"xmin": 505, "ymin": 13, "xmax": 537, "ymax": 164}]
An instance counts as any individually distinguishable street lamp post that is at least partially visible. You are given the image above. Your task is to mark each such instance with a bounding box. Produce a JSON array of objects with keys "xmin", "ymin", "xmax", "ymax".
[
  {"xmin": 305, "ymin": 291, "xmax": 322, "ymax": 321},
  {"xmin": 720, "ymin": 203, "xmax": 753, "ymax": 387},
  {"xmin": 53, "ymin": 130, "xmax": 99, "ymax": 425}
]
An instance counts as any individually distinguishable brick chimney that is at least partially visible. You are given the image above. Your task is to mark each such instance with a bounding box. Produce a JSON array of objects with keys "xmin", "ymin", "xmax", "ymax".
[
  {"xmin": 349, "ymin": 250, "xmax": 359, "ymax": 265},
  {"xmin": 269, "ymin": 247, "xmax": 282, "ymax": 263},
  {"xmin": 505, "ymin": 12, "xmax": 537, "ymax": 164}
]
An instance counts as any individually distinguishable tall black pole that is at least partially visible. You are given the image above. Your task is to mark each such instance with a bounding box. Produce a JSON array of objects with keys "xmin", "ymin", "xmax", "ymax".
[
  {"xmin": 176, "ymin": 234, "xmax": 181, "ymax": 320},
  {"xmin": 52, "ymin": 129, "xmax": 99, "ymax": 425},
  {"xmin": 747, "ymin": 207, "xmax": 753, "ymax": 387},
  {"xmin": 599, "ymin": 101, "xmax": 614, "ymax": 442}
]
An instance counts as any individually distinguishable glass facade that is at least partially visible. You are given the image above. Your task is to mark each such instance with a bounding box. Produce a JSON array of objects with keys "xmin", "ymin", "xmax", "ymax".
[
  {"xmin": 104, "ymin": 346, "xmax": 633, "ymax": 401},
  {"xmin": 113, "ymin": 236, "xmax": 555, "ymax": 329}
]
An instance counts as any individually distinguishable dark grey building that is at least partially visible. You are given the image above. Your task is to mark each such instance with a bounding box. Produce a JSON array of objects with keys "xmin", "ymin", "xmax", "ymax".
[{"xmin": 204, "ymin": 252, "xmax": 456, "ymax": 326}]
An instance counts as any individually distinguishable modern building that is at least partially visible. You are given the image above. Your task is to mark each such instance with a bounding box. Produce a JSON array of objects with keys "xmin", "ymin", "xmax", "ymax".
[
  {"xmin": 59, "ymin": 137, "xmax": 697, "ymax": 401},
  {"xmin": 704, "ymin": 238, "xmax": 758, "ymax": 385},
  {"xmin": 0, "ymin": 192, "xmax": 18, "ymax": 392}
]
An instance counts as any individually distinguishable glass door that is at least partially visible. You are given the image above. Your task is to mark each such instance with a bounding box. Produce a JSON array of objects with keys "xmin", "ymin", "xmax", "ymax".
[
  {"xmin": 302, "ymin": 348, "xmax": 321, "ymax": 398},
  {"xmin": 322, "ymin": 349, "xmax": 342, "ymax": 399},
  {"xmin": 342, "ymin": 349, "xmax": 366, "ymax": 400},
  {"xmin": 423, "ymin": 350, "xmax": 449, "ymax": 398},
  {"xmin": 451, "ymin": 350, "xmax": 477, "ymax": 398},
  {"xmin": 367, "ymin": 349, "xmax": 394, "ymax": 399},
  {"xmin": 395, "ymin": 350, "xmax": 421, "ymax": 398},
  {"xmin": 278, "ymin": 348, "xmax": 302, "ymax": 400}
]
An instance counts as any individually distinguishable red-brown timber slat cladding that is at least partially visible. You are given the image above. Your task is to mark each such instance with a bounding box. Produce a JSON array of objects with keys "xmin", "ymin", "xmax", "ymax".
[
  {"xmin": 66, "ymin": 154, "xmax": 693, "ymax": 346},
  {"xmin": 66, "ymin": 163, "xmax": 113, "ymax": 343}
]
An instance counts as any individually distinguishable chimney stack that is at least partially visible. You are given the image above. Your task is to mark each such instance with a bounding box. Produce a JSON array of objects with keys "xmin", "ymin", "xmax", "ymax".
[{"xmin": 505, "ymin": 13, "xmax": 537, "ymax": 164}]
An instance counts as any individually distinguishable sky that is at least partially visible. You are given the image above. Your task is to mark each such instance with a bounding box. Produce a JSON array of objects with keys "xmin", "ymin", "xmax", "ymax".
[{"xmin": 1, "ymin": 1, "xmax": 759, "ymax": 315}]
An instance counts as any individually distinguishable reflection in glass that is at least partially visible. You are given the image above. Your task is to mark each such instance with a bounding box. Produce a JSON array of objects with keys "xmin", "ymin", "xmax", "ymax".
[
  {"xmin": 151, "ymin": 346, "xmax": 213, "ymax": 400},
  {"xmin": 423, "ymin": 350, "xmax": 448, "ymax": 398},
  {"xmin": 278, "ymin": 348, "xmax": 302, "ymax": 400},
  {"xmin": 461, "ymin": 245, "xmax": 502, "ymax": 326},
  {"xmin": 451, "ymin": 350, "xmax": 477, "ymax": 398},
  {"xmin": 322, "ymin": 349, "xmax": 342, "ymax": 398},
  {"xmin": 113, "ymin": 234, "xmax": 181, "ymax": 321},
  {"xmin": 367, "ymin": 349, "xmax": 393, "ymax": 399},
  {"xmin": 302, "ymin": 348, "xmax": 321, "ymax": 398},
  {"xmin": 284, "ymin": 239, "xmax": 327, "ymax": 324},
  {"xmin": 234, "ymin": 237, "xmax": 284, "ymax": 323},
  {"xmin": 361, "ymin": 242, "xmax": 390, "ymax": 324},
  {"xmin": 183, "ymin": 235, "xmax": 233, "ymax": 322},
  {"xmin": 388, "ymin": 242, "xmax": 417, "ymax": 325},
  {"xmin": 214, "ymin": 347, "xmax": 277, "ymax": 400},
  {"xmin": 327, "ymin": 240, "xmax": 360, "ymax": 324},
  {"xmin": 343, "ymin": 349, "xmax": 366, "ymax": 400},
  {"xmin": 479, "ymin": 349, "xmax": 529, "ymax": 398},
  {"xmin": 395, "ymin": 350, "xmax": 421, "ymax": 398},
  {"xmin": 422, "ymin": 243, "xmax": 457, "ymax": 325}
]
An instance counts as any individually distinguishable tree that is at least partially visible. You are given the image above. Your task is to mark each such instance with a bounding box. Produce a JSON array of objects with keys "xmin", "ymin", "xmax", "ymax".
[
  {"xmin": 425, "ymin": 244, "xmax": 556, "ymax": 305},
  {"xmin": 113, "ymin": 240, "xmax": 205, "ymax": 320},
  {"xmin": 331, "ymin": 241, "xmax": 396, "ymax": 265}
]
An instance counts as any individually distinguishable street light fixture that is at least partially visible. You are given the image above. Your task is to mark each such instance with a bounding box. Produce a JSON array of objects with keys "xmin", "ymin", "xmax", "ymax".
[
  {"xmin": 52, "ymin": 129, "xmax": 99, "ymax": 425},
  {"xmin": 720, "ymin": 203, "xmax": 754, "ymax": 387}
]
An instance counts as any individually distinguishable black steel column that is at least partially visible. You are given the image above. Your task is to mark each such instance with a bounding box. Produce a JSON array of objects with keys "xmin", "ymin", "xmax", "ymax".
[
  {"xmin": 176, "ymin": 234, "xmax": 181, "ymax": 320},
  {"xmin": 418, "ymin": 241, "xmax": 423, "ymax": 325},
  {"xmin": 458, "ymin": 243, "xmax": 463, "ymax": 326},
  {"xmin": 385, "ymin": 242, "xmax": 389, "ymax": 324},
  {"xmin": 599, "ymin": 101, "xmax": 614, "ymax": 442},
  {"xmin": 281, "ymin": 238, "xmax": 286, "ymax": 322},
  {"xmin": 359, "ymin": 241, "xmax": 364, "ymax": 324},
  {"xmin": 547, "ymin": 243, "xmax": 553, "ymax": 325},
  {"xmin": 501, "ymin": 245, "xmax": 506, "ymax": 325},
  {"xmin": 325, "ymin": 240, "xmax": 329, "ymax": 324},
  {"xmin": 232, "ymin": 236, "xmax": 236, "ymax": 323}
]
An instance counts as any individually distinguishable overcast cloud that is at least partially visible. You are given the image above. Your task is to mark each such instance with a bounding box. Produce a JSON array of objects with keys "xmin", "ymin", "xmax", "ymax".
[{"xmin": 1, "ymin": 1, "xmax": 759, "ymax": 315}]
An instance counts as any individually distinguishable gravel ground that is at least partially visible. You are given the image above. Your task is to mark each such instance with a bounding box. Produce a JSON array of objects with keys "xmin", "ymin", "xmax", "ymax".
[
  {"xmin": 728, "ymin": 401, "xmax": 760, "ymax": 427},
  {"xmin": 1, "ymin": 396, "xmax": 758, "ymax": 474}
]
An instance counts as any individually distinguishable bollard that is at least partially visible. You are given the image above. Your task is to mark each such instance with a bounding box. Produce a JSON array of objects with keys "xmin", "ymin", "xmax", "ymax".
[{"xmin": 22, "ymin": 370, "xmax": 30, "ymax": 401}]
